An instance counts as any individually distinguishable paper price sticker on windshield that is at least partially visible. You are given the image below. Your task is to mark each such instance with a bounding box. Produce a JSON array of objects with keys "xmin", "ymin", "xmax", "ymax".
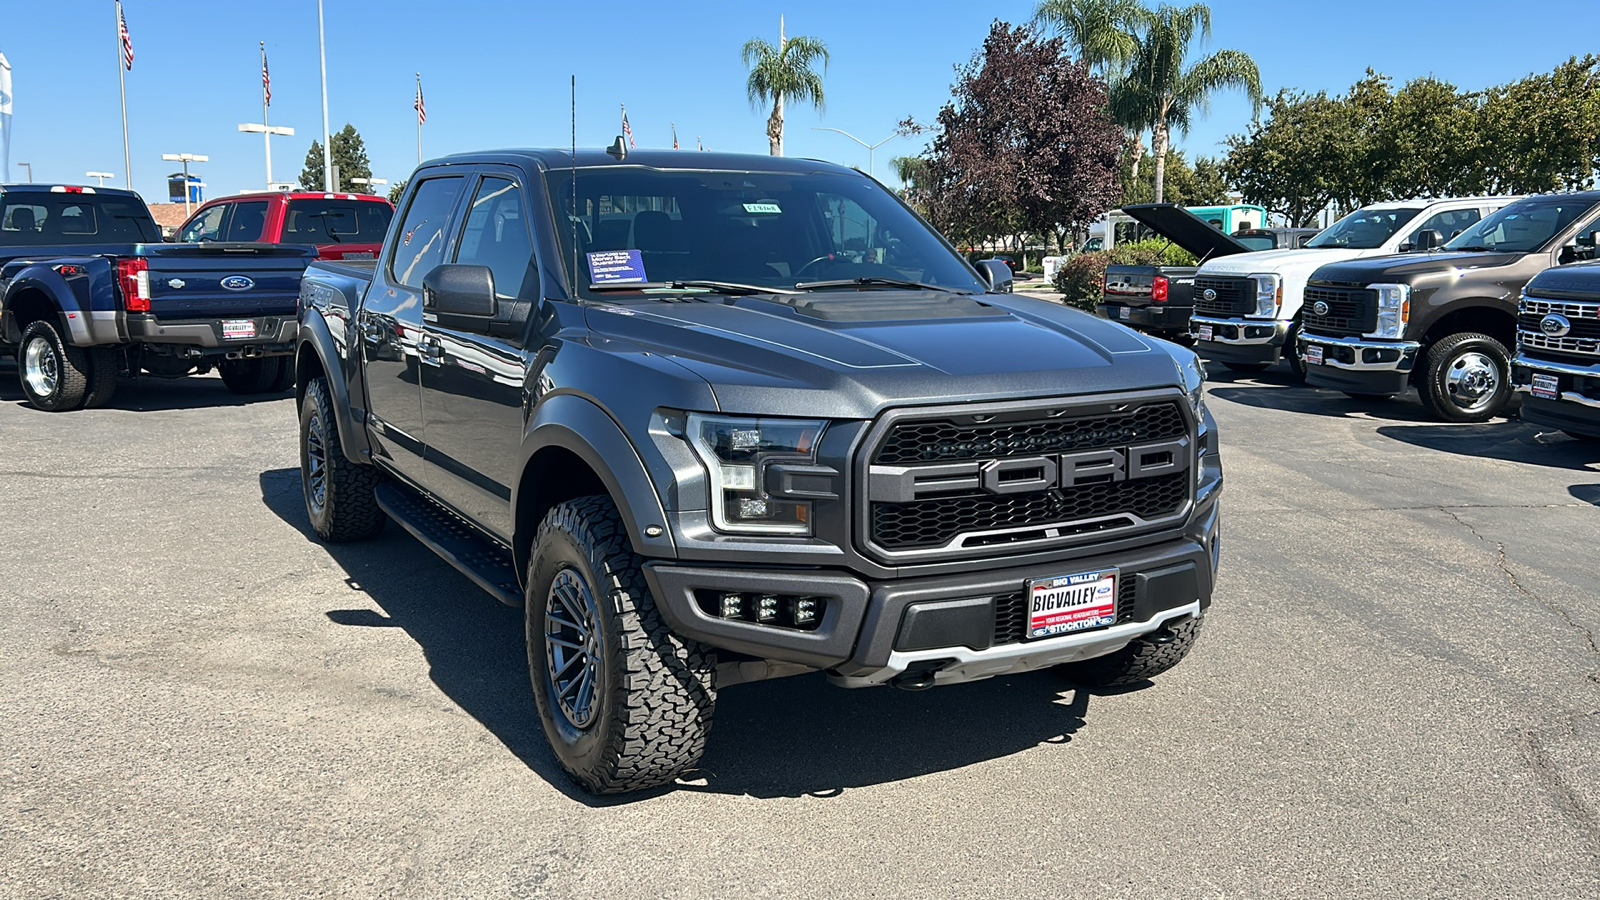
[
  {"xmin": 587, "ymin": 249, "xmax": 648, "ymax": 285},
  {"xmin": 1027, "ymin": 569, "xmax": 1117, "ymax": 639},
  {"xmin": 743, "ymin": 202, "xmax": 782, "ymax": 214}
]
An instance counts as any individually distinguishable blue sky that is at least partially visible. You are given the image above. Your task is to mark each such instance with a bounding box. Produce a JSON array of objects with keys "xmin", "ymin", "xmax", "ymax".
[{"xmin": 0, "ymin": 1, "xmax": 1587, "ymax": 201}]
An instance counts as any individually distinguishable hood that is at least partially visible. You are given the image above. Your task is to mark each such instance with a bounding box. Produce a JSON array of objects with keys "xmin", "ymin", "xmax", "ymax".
[
  {"xmin": 1198, "ymin": 246, "xmax": 1369, "ymax": 277},
  {"xmin": 1121, "ymin": 204, "xmax": 1252, "ymax": 260},
  {"xmin": 581, "ymin": 291, "xmax": 1190, "ymax": 418},
  {"xmin": 1308, "ymin": 250, "xmax": 1524, "ymax": 285}
]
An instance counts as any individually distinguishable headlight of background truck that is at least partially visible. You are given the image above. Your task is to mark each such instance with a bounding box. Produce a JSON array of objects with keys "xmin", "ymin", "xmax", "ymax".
[
  {"xmin": 687, "ymin": 414, "xmax": 827, "ymax": 535},
  {"xmin": 1369, "ymin": 283, "xmax": 1411, "ymax": 339},
  {"xmin": 1249, "ymin": 273, "xmax": 1281, "ymax": 318}
]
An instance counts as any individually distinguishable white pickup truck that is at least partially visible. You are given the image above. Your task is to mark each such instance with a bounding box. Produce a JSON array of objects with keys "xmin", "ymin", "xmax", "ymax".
[{"xmin": 1188, "ymin": 196, "xmax": 1520, "ymax": 376}]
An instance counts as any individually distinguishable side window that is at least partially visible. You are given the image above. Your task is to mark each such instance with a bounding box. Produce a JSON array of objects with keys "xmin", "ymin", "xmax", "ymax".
[
  {"xmin": 180, "ymin": 205, "xmax": 227, "ymax": 242},
  {"xmin": 389, "ymin": 177, "xmax": 466, "ymax": 288},
  {"xmin": 1412, "ymin": 208, "xmax": 1480, "ymax": 243},
  {"xmin": 454, "ymin": 176, "xmax": 534, "ymax": 299},
  {"xmin": 224, "ymin": 201, "xmax": 270, "ymax": 241}
]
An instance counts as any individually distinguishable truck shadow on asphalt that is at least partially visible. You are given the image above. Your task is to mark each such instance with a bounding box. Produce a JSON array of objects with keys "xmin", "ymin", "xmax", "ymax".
[
  {"xmin": 1204, "ymin": 376, "xmax": 1437, "ymax": 424},
  {"xmin": 0, "ymin": 364, "xmax": 291, "ymax": 412},
  {"xmin": 259, "ymin": 467, "xmax": 1123, "ymax": 803},
  {"xmin": 1374, "ymin": 421, "xmax": 1600, "ymax": 471}
]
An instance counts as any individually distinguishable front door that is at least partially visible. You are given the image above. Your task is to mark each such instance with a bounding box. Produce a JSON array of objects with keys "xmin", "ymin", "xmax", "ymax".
[{"xmin": 360, "ymin": 173, "xmax": 467, "ymax": 487}]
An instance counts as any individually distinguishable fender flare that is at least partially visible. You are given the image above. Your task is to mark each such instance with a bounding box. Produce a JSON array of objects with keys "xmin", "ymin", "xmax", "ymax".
[
  {"xmin": 516, "ymin": 393, "xmax": 678, "ymax": 570},
  {"xmin": 2, "ymin": 269, "xmax": 88, "ymax": 345},
  {"xmin": 294, "ymin": 312, "xmax": 371, "ymax": 463},
  {"xmin": 1412, "ymin": 299, "xmax": 1516, "ymax": 344}
]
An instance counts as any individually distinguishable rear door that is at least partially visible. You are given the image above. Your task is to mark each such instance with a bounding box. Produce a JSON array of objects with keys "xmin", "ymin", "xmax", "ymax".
[
  {"xmin": 418, "ymin": 167, "xmax": 539, "ymax": 538},
  {"xmin": 360, "ymin": 172, "xmax": 468, "ymax": 487}
]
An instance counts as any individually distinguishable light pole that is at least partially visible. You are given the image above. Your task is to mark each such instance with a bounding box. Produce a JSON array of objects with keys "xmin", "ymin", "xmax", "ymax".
[
  {"xmin": 317, "ymin": 0, "xmax": 332, "ymax": 192},
  {"xmin": 812, "ymin": 127, "xmax": 899, "ymax": 181},
  {"xmin": 16, "ymin": 162, "xmax": 31, "ymax": 183},
  {"xmin": 86, "ymin": 171, "xmax": 115, "ymax": 186},
  {"xmin": 350, "ymin": 177, "xmax": 387, "ymax": 196},
  {"xmin": 160, "ymin": 153, "xmax": 208, "ymax": 216}
]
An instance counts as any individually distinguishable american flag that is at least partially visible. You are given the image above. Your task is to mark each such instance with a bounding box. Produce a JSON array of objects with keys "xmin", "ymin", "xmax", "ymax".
[
  {"xmin": 261, "ymin": 43, "xmax": 271, "ymax": 106},
  {"xmin": 697, "ymin": 136, "xmax": 705, "ymax": 152},
  {"xmin": 414, "ymin": 74, "xmax": 426, "ymax": 124},
  {"xmin": 671, "ymin": 123, "xmax": 679, "ymax": 151},
  {"xmin": 621, "ymin": 105, "xmax": 634, "ymax": 149},
  {"xmin": 117, "ymin": 2, "xmax": 134, "ymax": 71}
]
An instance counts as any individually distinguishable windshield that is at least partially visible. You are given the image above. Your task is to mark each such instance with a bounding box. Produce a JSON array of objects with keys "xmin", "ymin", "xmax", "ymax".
[
  {"xmin": 1304, "ymin": 207, "xmax": 1422, "ymax": 250},
  {"xmin": 0, "ymin": 193, "xmax": 160, "ymax": 245},
  {"xmin": 545, "ymin": 168, "xmax": 986, "ymax": 297},
  {"xmin": 1234, "ymin": 234, "xmax": 1276, "ymax": 251},
  {"xmin": 1444, "ymin": 196, "xmax": 1598, "ymax": 253}
]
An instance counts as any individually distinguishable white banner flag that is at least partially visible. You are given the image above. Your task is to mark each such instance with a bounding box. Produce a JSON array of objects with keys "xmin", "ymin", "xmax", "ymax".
[{"xmin": 0, "ymin": 52, "xmax": 12, "ymax": 183}]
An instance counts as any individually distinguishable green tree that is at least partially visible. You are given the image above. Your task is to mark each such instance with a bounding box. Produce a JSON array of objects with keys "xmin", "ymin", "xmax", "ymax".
[
  {"xmin": 1375, "ymin": 76, "xmax": 1481, "ymax": 198},
  {"xmin": 1117, "ymin": 3, "xmax": 1261, "ymax": 203},
  {"xmin": 297, "ymin": 124, "xmax": 374, "ymax": 192},
  {"xmin": 386, "ymin": 180, "xmax": 406, "ymax": 206},
  {"xmin": 888, "ymin": 155, "xmax": 930, "ymax": 211},
  {"xmin": 1119, "ymin": 149, "xmax": 1230, "ymax": 206},
  {"xmin": 1223, "ymin": 88, "xmax": 1355, "ymax": 226},
  {"xmin": 1035, "ymin": 0, "xmax": 1151, "ymax": 176},
  {"xmin": 1477, "ymin": 55, "xmax": 1600, "ymax": 193},
  {"xmin": 741, "ymin": 30, "xmax": 829, "ymax": 156}
]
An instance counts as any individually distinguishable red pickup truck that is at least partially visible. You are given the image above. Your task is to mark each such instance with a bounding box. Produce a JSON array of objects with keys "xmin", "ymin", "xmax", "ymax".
[{"xmin": 176, "ymin": 191, "xmax": 394, "ymax": 261}]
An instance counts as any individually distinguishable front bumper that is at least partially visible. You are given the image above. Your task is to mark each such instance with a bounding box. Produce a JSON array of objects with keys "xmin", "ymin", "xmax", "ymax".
[
  {"xmin": 1097, "ymin": 302, "xmax": 1193, "ymax": 333},
  {"xmin": 1299, "ymin": 332, "xmax": 1420, "ymax": 394},
  {"xmin": 642, "ymin": 498, "xmax": 1219, "ymax": 687},
  {"xmin": 1190, "ymin": 315, "xmax": 1290, "ymax": 364},
  {"xmin": 125, "ymin": 315, "xmax": 298, "ymax": 354},
  {"xmin": 1513, "ymin": 353, "xmax": 1600, "ymax": 435}
]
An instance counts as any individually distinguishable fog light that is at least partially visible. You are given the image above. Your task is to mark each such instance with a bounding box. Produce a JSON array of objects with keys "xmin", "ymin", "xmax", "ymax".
[
  {"xmin": 792, "ymin": 597, "xmax": 818, "ymax": 625},
  {"xmin": 718, "ymin": 593, "xmax": 743, "ymax": 618},
  {"xmin": 755, "ymin": 594, "xmax": 779, "ymax": 622}
]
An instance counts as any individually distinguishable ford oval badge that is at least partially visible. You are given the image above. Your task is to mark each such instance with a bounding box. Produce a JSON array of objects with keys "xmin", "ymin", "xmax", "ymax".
[
  {"xmin": 1312, "ymin": 300, "xmax": 1330, "ymax": 317},
  {"xmin": 1540, "ymin": 313, "xmax": 1572, "ymax": 337},
  {"xmin": 220, "ymin": 275, "xmax": 255, "ymax": 292},
  {"xmin": 1201, "ymin": 288, "xmax": 1217, "ymax": 301}
]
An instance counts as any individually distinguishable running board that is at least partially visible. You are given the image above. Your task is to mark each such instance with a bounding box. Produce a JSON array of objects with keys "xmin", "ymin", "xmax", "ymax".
[{"xmin": 374, "ymin": 481, "xmax": 522, "ymax": 606}]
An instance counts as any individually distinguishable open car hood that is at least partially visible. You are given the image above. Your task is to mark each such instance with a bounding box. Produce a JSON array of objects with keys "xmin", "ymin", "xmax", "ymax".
[{"xmin": 1120, "ymin": 204, "xmax": 1253, "ymax": 261}]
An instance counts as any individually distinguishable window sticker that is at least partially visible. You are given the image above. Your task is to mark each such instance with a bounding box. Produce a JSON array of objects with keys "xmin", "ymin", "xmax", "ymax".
[
  {"xmin": 587, "ymin": 249, "xmax": 648, "ymax": 284},
  {"xmin": 743, "ymin": 202, "xmax": 782, "ymax": 215}
]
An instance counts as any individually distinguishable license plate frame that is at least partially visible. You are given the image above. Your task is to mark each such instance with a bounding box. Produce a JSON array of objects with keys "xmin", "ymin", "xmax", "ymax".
[
  {"xmin": 1196, "ymin": 324, "xmax": 1214, "ymax": 341},
  {"xmin": 221, "ymin": 319, "xmax": 257, "ymax": 341},
  {"xmin": 1026, "ymin": 568, "xmax": 1118, "ymax": 639},
  {"xmin": 1119, "ymin": 305, "xmax": 1131, "ymax": 320},
  {"xmin": 1531, "ymin": 372, "xmax": 1559, "ymax": 400},
  {"xmin": 1305, "ymin": 344, "xmax": 1324, "ymax": 366}
]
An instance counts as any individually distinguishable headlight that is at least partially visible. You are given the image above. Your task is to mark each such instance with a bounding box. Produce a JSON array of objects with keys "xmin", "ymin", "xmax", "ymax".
[
  {"xmin": 686, "ymin": 414, "xmax": 827, "ymax": 535},
  {"xmin": 1369, "ymin": 283, "xmax": 1410, "ymax": 339},
  {"xmin": 1249, "ymin": 273, "xmax": 1281, "ymax": 318},
  {"xmin": 1179, "ymin": 351, "xmax": 1206, "ymax": 417}
]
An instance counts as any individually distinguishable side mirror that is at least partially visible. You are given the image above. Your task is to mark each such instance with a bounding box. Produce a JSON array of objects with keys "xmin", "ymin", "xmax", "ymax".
[
  {"xmin": 977, "ymin": 258, "xmax": 1014, "ymax": 293},
  {"xmin": 1406, "ymin": 229, "xmax": 1443, "ymax": 252},
  {"xmin": 422, "ymin": 264, "xmax": 497, "ymax": 329}
]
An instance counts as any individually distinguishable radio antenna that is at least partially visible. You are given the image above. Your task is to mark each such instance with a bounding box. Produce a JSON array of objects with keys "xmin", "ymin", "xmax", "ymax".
[{"xmin": 571, "ymin": 75, "xmax": 579, "ymax": 298}]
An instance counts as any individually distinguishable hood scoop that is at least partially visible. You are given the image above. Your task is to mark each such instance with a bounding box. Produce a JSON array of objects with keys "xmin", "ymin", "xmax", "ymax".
[{"xmin": 784, "ymin": 292, "xmax": 1006, "ymax": 322}]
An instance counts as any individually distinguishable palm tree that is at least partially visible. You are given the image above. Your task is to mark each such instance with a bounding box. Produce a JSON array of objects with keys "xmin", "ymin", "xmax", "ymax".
[
  {"xmin": 741, "ymin": 29, "xmax": 829, "ymax": 156},
  {"xmin": 1034, "ymin": 0, "xmax": 1152, "ymax": 177},
  {"xmin": 1118, "ymin": 4, "xmax": 1262, "ymax": 203}
]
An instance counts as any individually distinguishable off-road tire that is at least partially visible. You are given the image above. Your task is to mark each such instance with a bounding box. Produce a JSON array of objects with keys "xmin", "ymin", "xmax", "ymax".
[
  {"xmin": 82, "ymin": 348, "xmax": 120, "ymax": 408},
  {"xmin": 299, "ymin": 377, "xmax": 385, "ymax": 542},
  {"xmin": 1419, "ymin": 332, "xmax": 1512, "ymax": 423},
  {"xmin": 18, "ymin": 320, "xmax": 90, "ymax": 411},
  {"xmin": 1341, "ymin": 391, "xmax": 1394, "ymax": 401},
  {"xmin": 267, "ymin": 357, "xmax": 295, "ymax": 393},
  {"xmin": 1058, "ymin": 617, "xmax": 1204, "ymax": 688},
  {"xmin": 1222, "ymin": 361, "xmax": 1271, "ymax": 373},
  {"xmin": 220, "ymin": 357, "xmax": 283, "ymax": 394},
  {"xmin": 527, "ymin": 495, "xmax": 716, "ymax": 795}
]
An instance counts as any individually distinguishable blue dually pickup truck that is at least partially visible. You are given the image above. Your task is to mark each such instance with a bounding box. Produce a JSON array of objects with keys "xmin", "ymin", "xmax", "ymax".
[{"xmin": 0, "ymin": 184, "xmax": 315, "ymax": 410}]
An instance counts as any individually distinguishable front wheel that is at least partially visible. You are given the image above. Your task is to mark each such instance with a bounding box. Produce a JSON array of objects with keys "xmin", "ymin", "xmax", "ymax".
[
  {"xmin": 1284, "ymin": 322, "xmax": 1307, "ymax": 381},
  {"xmin": 18, "ymin": 320, "xmax": 90, "ymax": 411},
  {"xmin": 299, "ymin": 377, "xmax": 385, "ymax": 542},
  {"xmin": 1419, "ymin": 332, "xmax": 1512, "ymax": 422},
  {"xmin": 527, "ymin": 496, "xmax": 716, "ymax": 795},
  {"xmin": 1058, "ymin": 617, "xmax": 1204, "ymax": 687}
]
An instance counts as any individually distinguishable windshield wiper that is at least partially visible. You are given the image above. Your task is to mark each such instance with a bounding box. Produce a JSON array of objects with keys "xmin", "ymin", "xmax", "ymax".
[
  {"xmin": 587, "ymin": 280, "xmax": 791, "ymax": 296},
  {"xmin": 1451, "ymin": 245, "xmax": 1493, "ymax": 252},
  {"xmin": 793, "ymin": 276, "xmax": 954, "ymax": 292}
]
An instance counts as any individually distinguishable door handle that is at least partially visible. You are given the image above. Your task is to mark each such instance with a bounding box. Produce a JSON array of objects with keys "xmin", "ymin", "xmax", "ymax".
[{"xmin": 418, "ymin": 336, "xmax": 444, "ymax": 361}]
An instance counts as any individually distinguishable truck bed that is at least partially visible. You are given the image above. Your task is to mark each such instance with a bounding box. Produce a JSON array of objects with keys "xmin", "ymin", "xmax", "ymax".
[{"xmin": 1098, "ymin": 264, "xmax": 1197, "ymax": 336}]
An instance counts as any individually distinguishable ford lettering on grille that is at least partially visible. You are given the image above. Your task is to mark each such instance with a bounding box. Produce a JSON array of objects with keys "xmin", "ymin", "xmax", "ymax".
[{"xmin": 868, "ymin": 438, "xmax": 1189, "ymax": 503}]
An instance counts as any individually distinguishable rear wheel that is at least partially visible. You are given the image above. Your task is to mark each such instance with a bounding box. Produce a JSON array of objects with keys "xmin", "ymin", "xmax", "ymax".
[
  {"xmin": 267, "ymin": 357, "xmax": 295, "ymax": 393},
  {"xmin": 1419, "ymin": 332, "xmax": 1512, "ymax": 422},
  {"xmin": 299, "ymin": 377, "xmax": 385, "ymax": 542},
  {"xmin": 1058, "ymin": 617, "xmax": 1204, "ymax": 688},
  {"xmin": 220, "ymin": 357, "xmax": 285, "ymax": 394},
  {"xmin": 527, "ymin": 495, "xmax": 716, "ymax": 794},
  {"xmin": 19, "ymin": 320, "xmax": 89, "ymax": 411}
]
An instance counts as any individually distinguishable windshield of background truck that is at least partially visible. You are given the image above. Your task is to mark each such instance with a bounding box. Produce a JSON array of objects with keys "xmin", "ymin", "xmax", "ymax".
[
  {"xmin": 545, "ymin": 168, "xmax": 986, "ymax": 296},
  {"xmin": 1444, "ymin": 196, "xmax": 1597, "ymax": 253},
  {"xmin": 0, "ymin": 194, "xmax": 160, "ymax": 245},
  {"xmin": 1303, "ymin": 207, "xmax": 1423, "ymax": 250},
  {"xmin": 284, "ymin": 199, "xmax": 393, "ymax": 244}
]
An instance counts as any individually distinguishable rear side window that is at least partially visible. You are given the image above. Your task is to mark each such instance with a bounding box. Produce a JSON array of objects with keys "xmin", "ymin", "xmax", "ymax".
[
  {"xmin": 180, "ymin": 205, "xmax": 227, "ymax": 242},
  {"xmin": 285, "ymin": 199, "xmax": 393, "ymax": 244},
  {"xmin": 389, "ymin": 178, "xmax": 465, "ymax": 288},
  {"xmin": 1412, "ymin": 208, "xmax": 1480, "ymax": 242},
  {"xmin": 0, "ymin": 194, "xmax": 160, "ymax": 245},
  {"xmin": 225, "ymin": 201, "xmax": 271, "ymax": 241}
]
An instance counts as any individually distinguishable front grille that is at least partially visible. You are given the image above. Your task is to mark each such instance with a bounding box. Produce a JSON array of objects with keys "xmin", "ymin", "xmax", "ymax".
[
  {"xmin": 1193, "ymin": 276, "xmax": 1253, "ymax": 316},
  {"xmin": 874, "ymin": 402, "xmax": 1186, "ymax": 464},
  {"xmin": 991, "ymin": 577, "xmax": 1138, "ymax": 646},
  {"xmin": 1520, "ymin": 297, "xmax": 1600, "ymax": 357},
  {"xmin": 1302, "ymin": 286, "xmax": 1375, "ymax": 337},
  {"xmin": 871, "ymin": 472, "xmax": 1188, "ymax": 550}
]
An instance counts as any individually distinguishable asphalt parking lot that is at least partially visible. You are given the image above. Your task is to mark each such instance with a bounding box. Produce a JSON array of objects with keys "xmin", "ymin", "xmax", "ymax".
[{"xmin": 2, "ymin": 353, "xmax": 1598, "ymax": 898}]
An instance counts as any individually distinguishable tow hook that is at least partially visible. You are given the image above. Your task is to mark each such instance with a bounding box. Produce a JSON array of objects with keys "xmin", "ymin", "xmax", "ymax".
[
  {"xmin": 889, "ymin": 659, "xmax": 954, "ymax": 691},
  {"xmin": 1145, "ymin": 616, "xmax": 1194, "ymax": 645}
]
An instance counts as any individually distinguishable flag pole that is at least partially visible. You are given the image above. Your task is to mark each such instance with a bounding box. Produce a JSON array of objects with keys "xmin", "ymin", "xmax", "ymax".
[
  {"xmin": 317, "ymin": 0, "xmax": 331, "ymax": 191},
  {"xmin": 116, "ymin": 1, "xmax": 132, "ymax": 188},
  {"xmin": 416, "ymin": 73, "xmax": 422, "ymax": 164},
  {"xmin": 260, "ymin": 42, "xmax": 272, "ymax": 186}
]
